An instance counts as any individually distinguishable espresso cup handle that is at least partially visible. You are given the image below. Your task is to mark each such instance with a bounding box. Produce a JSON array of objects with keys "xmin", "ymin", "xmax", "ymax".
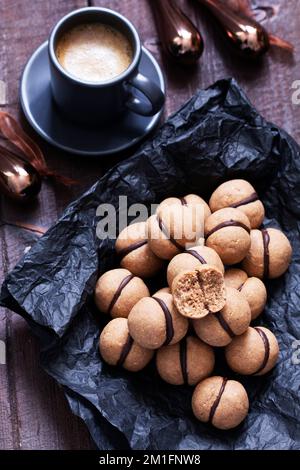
[{"xmin": 125, "ymin": 73, "xmax": 165, "ymax": 116}]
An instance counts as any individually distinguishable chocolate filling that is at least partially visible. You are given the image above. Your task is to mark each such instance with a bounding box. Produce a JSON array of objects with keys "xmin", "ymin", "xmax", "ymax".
[
  {"xmin": 117, "ymin": 334, "xmax": 134, "ymax": 367},
  {"xmin": 206, "ymin": 220, "xmax": 251, "ymax": 239},
  {"xmin": 179, "ymin": 337, "xmax": 188, "ymax": 385},
  {"xmin": 153, "ymin": 296, "xmax": 174, "ymax": 345},
  {"xmin": 117, "ymin": 239, "xmax": 147, "ymax": 259},
  {"xmin": 237, "ymin": 282, "xmax": 245, "ymax": 292},
  {"xmin": 214, "ymin": 312, "xmax": 235, "ymax": 338},
  {"xmin": 209, "ymin": 377, "xmax": 228, "ymax": 423},
  {"xmin": 180, "ymin": 197, "xmax": 188, "ymax": 206},
  {"xmin": 230, "ymin": 192, "xmax": 259, "ymax": 208},
  {"xmin": 156, "ymin": 215, "xmax": 183, "ymax": 251},
  {"xmin": 186, "ymin": 249, "xmax": 207, "ymax": 265},
  {"xmin": 253, "ymin": 327, "xmax": 270, "ymax": 375},
  {"xmin": 262, "ymin": 229, "xmax": 270, "ymax": 278},
  {"xmin": 107, "ymin": 274, "xmax": 134, "ymax": 314}
]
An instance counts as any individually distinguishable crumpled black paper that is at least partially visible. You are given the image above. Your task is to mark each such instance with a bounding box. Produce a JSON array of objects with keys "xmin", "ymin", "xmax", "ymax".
[{"xmin": 1, "ymin": 78, "xmax": 300, "ymax": 450}]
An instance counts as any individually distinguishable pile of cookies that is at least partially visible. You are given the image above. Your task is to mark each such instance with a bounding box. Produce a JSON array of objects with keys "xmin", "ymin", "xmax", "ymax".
[{"xmin": 95, "ymin": 179, "xmax": 292, "ymax": 431}]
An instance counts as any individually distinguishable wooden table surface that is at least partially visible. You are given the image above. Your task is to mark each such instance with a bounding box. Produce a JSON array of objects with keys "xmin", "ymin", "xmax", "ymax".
[{"xmin": 0, "ymin": 0, "xmax": 299, "ymax": 450}]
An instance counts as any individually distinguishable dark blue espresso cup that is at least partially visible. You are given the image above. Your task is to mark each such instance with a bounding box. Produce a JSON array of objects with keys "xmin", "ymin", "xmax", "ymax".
[{"xmin": 48, "ymin": 7, "xmax": 165, "ymax": 126}]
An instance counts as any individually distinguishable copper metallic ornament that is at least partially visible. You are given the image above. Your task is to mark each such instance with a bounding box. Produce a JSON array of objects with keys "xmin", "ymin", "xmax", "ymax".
[
  {"xmin": 197, "ymin": 0, "xmax": 293, "ymax": 56},
  {"xmin": 150, "ymin": 0, "xmax": 204, "ymax": 65},
  {"xmin": 0, "ymin": 111, "xmax": 75, "ymax": 201},
  {"xmin": 225, "ymin": 0, "xmax": 293, "ymax": 52},
  {"xmin": 198, "ymin": 0, "xmax": 269, "ymax": 58},
  {"xmin": 0, "ymin": 146, "xmax": 41, "ymax": 201}
]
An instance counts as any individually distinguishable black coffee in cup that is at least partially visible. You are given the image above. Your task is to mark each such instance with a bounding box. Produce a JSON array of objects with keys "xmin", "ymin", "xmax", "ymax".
[{"xmin": 55, "ymin": 23, "xmax": 133, "ymax": 83}]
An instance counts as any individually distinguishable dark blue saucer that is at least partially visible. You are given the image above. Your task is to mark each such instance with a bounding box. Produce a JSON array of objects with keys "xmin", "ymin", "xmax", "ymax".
[{"xmin": 20, "ymin": 42, "xmax": 165, "ymax": 156}]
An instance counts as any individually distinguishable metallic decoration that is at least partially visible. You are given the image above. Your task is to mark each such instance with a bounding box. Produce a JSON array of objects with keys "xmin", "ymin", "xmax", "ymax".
[
  {"xmin": 198, "ymin": 0, "xmax": 270, "ymax": 58},
  {"xmin": 150, "ymin": 0, "xmax": 204, "ymax": 65},
  {"xmin": 0, "ymin": 147, "xmax": 41, "ymax": 201}
]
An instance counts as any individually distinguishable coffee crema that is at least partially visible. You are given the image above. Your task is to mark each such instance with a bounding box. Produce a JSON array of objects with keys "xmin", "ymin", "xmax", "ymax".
[{"xmin": 56, "ymin": 23, "xmax": 133, "ymax": 83}]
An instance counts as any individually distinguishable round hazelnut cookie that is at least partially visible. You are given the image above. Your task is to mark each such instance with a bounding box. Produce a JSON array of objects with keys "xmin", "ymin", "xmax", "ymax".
[
  {"xmin": 224, "ymin": 269, "xmax": 267, "ymax": 319},
  {"xmin": 242, "ymin": 228, "xmax": 292, "ymax": 279},
  {"xmin": 156, "ymin": 336, "xmax": 215, "ymax": 386},
  {"xmin": 94, "ymin": 268, "xmax": 150, "ymax": 319},
  {"xmin": 224, "ymin": 268, "xmax": 248, "ymax": 290},
  {"xmin": 184, "ymin": 194, "xmax": 211, "ymax": 221},
  {"xmin": 225, "ymin": 326, "xmax": 279, "ymax": 376},
  {"xmin": 99, "ymin": 318, "xmax": 154, "ymax": 372},
  {"xmin": 128, "ymin": 291, "xmax": 188, "ymax": 350},
  {"xmin": 146, "ymin": 214, "xmax": 182, "ymax": 260},
  {"xmin": 239, "ymin": 277, "xmax": 267, "ymax": 320},
  {"xmin": 192, "ymin": 376, "xmax": 249, "ymax": 430},
  {"xmin": 193, "ymin": 287, "xmax": 251, "ymax": 347},
  {"xmin": 205, "ymin": 208, "xmax": 251, "ymax": 265},
  {"xmin": 115, "ymin": 221, "xmax": 163, "ymax": 278},
  {"xmin": 157, "ymin": 194, "xmax": 211, "ymax": 221},
  {"xmin": 172, "ymin": 266, "xmax": 226, "ymax": 319},
  {"xmin": 167, "ymin": 245, "xmax": 224, "ymax": 288},
  {"xmin": 209, "ymin": 179, "xmax": 265, "ymax": 229},
  {"xmin": 147, "ymin": 199, "xmax": 205, "ymax": 260}
]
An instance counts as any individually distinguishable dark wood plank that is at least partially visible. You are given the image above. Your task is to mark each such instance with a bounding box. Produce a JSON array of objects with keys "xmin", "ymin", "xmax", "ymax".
[
  {"xmin": 1, "ymin": 0, "xmax": 300, "ymax": 449},
  {"xmin": 0, "ymin": 0, "xmax": 95, "ymax": 450}
]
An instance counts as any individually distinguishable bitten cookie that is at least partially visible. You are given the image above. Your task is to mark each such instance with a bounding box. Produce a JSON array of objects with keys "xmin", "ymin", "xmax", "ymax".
[
  {"xmin": 225, "ymin": 269, "xmax": 267, "ymax": 320},
  {"xmin": 95, "ymin": 268, "xmax": 150, "ymax": 318},
  {"xmin": 115, "ymin": 221, "xmax": 163, "ymax": 278},
  {"xmin": 192, "ymin": 376, "xmax": 249, "ymax": 430},
  {"xmin": 242, "ymin": 228, "xmax": 292, "ymax": 279},
  {"xmin": 156, "ymin": 336, "xmax": 215, "ymax": 385},
  {"xmin": 99, "ymin": 318, "xmax": 154, "ymax": 372},
  {"xmin": 172, "ymin": 266, "xmax": 226, "ymax": 319},
  {"xmin": 193, "ymin": 287, "xmax": 251, "ymax": 347},
  {"xmin": 205, "ymin": 208, "xmax": 251, "ymax": 265},
  {"xmin": 209, "ymin": 179, "xmax": 265, "ymax": 229},
  {"xmin": 225, "ymin": 326, "xmax": 279, "ymax": 375},
  {"xmin": 128, "ymin": 291, "xmax": 188, "ymax": 349},
  {"xmin": 167, "ymin": 245, "xmax": 224, "ymax": 287}
]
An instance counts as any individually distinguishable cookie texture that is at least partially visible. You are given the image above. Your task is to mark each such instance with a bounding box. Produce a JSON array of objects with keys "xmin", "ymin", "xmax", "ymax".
[
  {"xmin": 128, "ymin": 291, "xmax": 188, "ymax": 349},
  {"xmin": 148, "ymin": 198, "xmax": 205, "ymax": 260},
  {"xmin": 225, "ymin": 326, "xmax": 279, "ymax": 375},
  {"xmin": 224, "ymin": 269, "xmax": 267, "ymax": 320},
  {"xmin": 94, "ymin": 268, "xmax": 150, "ymax": 318},
  {"xmin": 205, "ymin": 208, "xmax": 251, "ymax": 265},
  {"xmin": 192, "ymin": 376, "xmax": 249, "ymax": 430},
  {"xmin": 172, "ymin": 266, "xmax": 226, "ymax": 319},
  {"xmin": 167, "ymin": 245, "xmax": 224, "ymax": 287},
  {"xmin": 209, "ymin": 179, "xmax": 265, "ymax": 229},
  {"xmin": 156, "ymin": 336, "xmax": 215, "ymax": 385},
  {"xmin": 116, "ymin": 221, "xmax": 163, "ymax": 278},
  {"xmin": 224, "ymin": 268, "xmax": 248, "ymax": 290},
  {"xmin": 99, "ymin": 318, "xmax": 154, "ymax": 372},
  {"xmin": 193, "ymin": 287, "xmax": 251, "ymax": 347},
  {"xmin": 157, "ymin": 194, "xmax": 211, "ymax": 221},
  {"xmin": 242, "ymin": 228, "xmax": 292, "ymax": 279},
  {"xmin": 239, "ymin": 277, "xmax": 267, "ymax": 320}
]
